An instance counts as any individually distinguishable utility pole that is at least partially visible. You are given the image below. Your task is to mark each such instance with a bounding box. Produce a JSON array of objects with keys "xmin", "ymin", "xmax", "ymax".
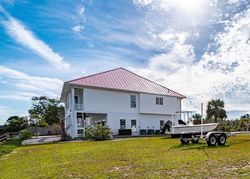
[{"xmin": 201, "ymin": 103, "xmax": 203, "ymax": 138}]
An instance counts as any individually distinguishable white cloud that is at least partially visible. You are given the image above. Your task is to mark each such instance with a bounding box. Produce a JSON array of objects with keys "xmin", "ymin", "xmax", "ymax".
[
  {"xmin": 0, "ymin": 92, "xmax": 37, "ymax": 101},
  {"xmin": 0, "ymin": 65, "xmax": 63, "ymax": 100},
  {"xmin": 134, "ymin": 0, "xmax": 216, "ymax": 29},
  {"xmin": 77, "ymin": 5, "xmax": 85, "ymax": 16},
  {"xmin": 227, "ymin": 0, "xmax": 240, "ymax": 5},
  {"xmin": 71, "ymin": 4, "xmax": 86, "ymax": 34},
  {"xmin": 147, "ymin": 43, "xmax": 195, "ymax": 73},
  {"xmin": 71, "ymin": 25, "xmax": 84, "ymax": 33},
  {"xmin": 0, "ymin": 11, "xmax": 70, "ymax": 70},
  {"xmin": 132, "ymin": 4, "xmax": 250, "ymax": 118}
]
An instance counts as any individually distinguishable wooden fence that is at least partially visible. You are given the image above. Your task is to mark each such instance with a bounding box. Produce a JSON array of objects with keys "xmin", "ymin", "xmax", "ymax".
[
  {"xmin": 0, "ymin": 132, "xmax": 19, "ymax": 142},
  {"xmin": 27, "ymin": 126, "xmax": 61, "ymax": 136}
]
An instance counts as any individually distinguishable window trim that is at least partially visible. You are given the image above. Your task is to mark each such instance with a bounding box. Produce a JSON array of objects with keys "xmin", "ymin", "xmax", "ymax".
[
  {"xmin": 131, "ymin": 119, "xmax": 136, "ymax": 128},
  {"xmin": 77, "ymin": 129, "xmax": 84, "ymax": 135},
  {"xmin": 156, "ymin": 97, "xmax": 164, "ymax": 105},
  {"xmin": 120, "ymin": 119, "xmax": 126, "ymax": 129},
  {"xmin": 130, "ymin": 95, "xmax": 136, "ymax": 108}
]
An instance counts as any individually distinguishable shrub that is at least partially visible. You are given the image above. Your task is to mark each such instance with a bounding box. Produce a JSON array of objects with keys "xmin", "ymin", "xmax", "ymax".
[
  {"xmin": 19, "ymin": 129, "xmax": 33, "ymax": 140},
  {"xmin": 85, "ymin": 125, "xmax": 112, "ymax": 141}
]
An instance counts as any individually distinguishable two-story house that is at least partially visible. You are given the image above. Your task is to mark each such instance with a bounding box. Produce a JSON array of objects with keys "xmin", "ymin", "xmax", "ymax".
[{"xmin": 60, "ymin": 68, "xmax": 186, "ymax": 138}]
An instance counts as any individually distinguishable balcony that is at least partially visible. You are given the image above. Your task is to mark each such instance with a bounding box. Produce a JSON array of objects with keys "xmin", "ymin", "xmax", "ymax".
[{"xmin": 74, "ymin": 103, "xmax": 84, "ymax": 111}]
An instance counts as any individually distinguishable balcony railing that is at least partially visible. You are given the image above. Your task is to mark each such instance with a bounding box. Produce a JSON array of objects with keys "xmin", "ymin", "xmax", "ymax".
[
  {"xmin": 77, "ymin": 119, "xmax": 85, "ymax": 127},
  {"xmin": 74, "ymin": 103, "xmax": 83, "ymax": 111}
]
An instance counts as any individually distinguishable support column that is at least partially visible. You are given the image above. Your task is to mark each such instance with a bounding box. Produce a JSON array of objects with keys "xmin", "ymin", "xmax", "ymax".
[{"xmin": 71, "ymin": 87, "xmax": 77, "ymax": 138}]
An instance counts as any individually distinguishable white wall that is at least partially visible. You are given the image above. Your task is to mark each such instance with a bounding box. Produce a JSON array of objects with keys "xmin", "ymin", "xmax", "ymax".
[
  {"xmin": 65, "ymin": 86, "xmax": 182, "ymax": 138},
  {"xmin": 107, "ymin": 112, "xmax": 179, "ymax": 135},
  {"xmin": 84, "ymin": 88, "xmax": 139, "ymax": 113},
  {"xmin": 139, "ymin": 93, "xmax": 180, "ymax": 115}
]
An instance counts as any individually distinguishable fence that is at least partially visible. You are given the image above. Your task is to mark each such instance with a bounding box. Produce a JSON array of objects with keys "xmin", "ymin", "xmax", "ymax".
[
  {"xmin": 0, "ymin": 132, "xmax": 20, "ymax": 142},
  {"xmin": 27, "ymin": 126, "xmax": 61, "ymax": 136}
]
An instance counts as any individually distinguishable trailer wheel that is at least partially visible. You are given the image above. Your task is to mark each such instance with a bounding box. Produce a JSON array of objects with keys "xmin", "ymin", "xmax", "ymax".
[
  {"xmin": 207, "ymin": 134, "xmax": 217, "ymax": 146},
  {"xmin": 217, "ymin": 134, "xmax": 227, "ymax": 145},
  {"xmin": 180, "ymin": 138, "xmax": 190, "ymax": 144}
]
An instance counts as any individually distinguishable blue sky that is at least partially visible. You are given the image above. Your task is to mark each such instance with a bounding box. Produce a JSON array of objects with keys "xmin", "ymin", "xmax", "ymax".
[{"xmin": 0, "ymin": 0, "xmax": 250, "ymax": 124}]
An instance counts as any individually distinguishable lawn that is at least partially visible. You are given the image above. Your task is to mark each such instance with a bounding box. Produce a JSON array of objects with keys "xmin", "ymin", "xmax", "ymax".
[
  {"xmin": 0, "ymin": 135, "xmax": 250, "ymax": 178},
  {"xmin": 0, "ymin": 137, "xmax": 22, "ymax": 157}
]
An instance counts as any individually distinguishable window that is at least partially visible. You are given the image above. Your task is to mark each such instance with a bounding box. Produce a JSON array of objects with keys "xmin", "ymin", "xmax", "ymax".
[
  {"xmin": 160, "ymin": 120, "xmax": 165, "ymax": 129},
  {"xmin": 130, "ymin": 95, "xmax": 136, "ymax": 108},
  {"xmin": 77, "ymin": 129, "xmax": 84, "ymax": 135},
  {"xmin": 77, "ymin": 113, "xmax": 84, "ymax": 127},
  {"xmin": 131, "ymin": 119, "xmax": 136, "ymax": 128},
  {"xmin": 156, "ymin": 97, "xmax": 163, "ymax": 105},
  {"xmin": 74, "ymin": 96, "xmax": 79, "ymax": 104},
  {"xmin": 120, "ymin": 119, "xmax": 126, "ymax": 129}
]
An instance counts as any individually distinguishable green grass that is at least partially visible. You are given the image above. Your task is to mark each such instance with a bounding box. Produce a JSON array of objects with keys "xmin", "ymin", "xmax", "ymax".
[
  {"xmin": 0, "ymin": 137, "xmax": 22, "ymax": 157},
  {"xmin": 0, "ymin": 135, "xmax": 250, "ymax": 178}
]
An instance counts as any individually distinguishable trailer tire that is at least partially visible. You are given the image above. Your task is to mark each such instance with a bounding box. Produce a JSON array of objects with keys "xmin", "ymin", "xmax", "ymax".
[
  {"xmin": 217, "ymin": 134, "xmax": 227, "ymax": 145},
  {"xmin": 207, "ymin": 134, "xmax": 217, "ymax": 146},
  {"xmin": 180, "ymin": 138, "xmax": 190, "ymax": 144}
]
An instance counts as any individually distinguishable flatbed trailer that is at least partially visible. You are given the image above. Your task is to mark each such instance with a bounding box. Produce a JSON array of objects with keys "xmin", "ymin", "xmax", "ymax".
[{"xmin": 177, "ymin": 131, "xmax": 250, "ymax": 146}]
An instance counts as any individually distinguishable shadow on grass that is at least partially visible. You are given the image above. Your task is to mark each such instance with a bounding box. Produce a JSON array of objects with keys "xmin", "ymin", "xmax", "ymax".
[
  {"xmin": 170, "ymin": 143, "xmax": 230, "ymax": 151},
  {"xmin": 228, "ymin": 139, "xmax": 250, "ymax": 145},
  {"xmin": 0, "ymin": 137, "xmax": 22, "ymax": 157},
  {"xmin": 166, "ymin": 138, "xmax": 250, "ymax": 152}
]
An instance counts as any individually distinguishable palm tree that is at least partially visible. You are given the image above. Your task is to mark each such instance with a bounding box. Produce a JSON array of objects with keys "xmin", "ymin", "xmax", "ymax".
[
  {"xmin": 193, "ymin": 113, "xmax": 202, "ymax": 120},
  {"xmin": 206, "ymin": 99, "xmax": 227, "ymax": 123},
  {"xmin": 192, "ymin": 113, "xmax": 202, "ymax": 124}
]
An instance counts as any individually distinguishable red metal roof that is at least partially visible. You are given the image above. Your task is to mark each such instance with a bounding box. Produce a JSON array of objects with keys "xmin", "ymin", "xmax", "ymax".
[{"xmin": 67, "ymin": 68, "xmax": 186, "ymax": 98}]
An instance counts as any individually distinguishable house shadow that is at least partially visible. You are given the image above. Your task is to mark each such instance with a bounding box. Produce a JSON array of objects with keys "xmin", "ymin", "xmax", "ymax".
[
  {"xmin": 166, "ymin": 138, "xmax": 250, "ymax": 151},
  {"xmin": 170, "ymin": 143, "xmax": 230, "ymax": 151}
]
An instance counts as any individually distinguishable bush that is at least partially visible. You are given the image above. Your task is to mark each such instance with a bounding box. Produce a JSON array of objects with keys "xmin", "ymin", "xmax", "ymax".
[
  {"xmin": 216, "ymin": 118, "xmax": 250, "ymax": 132},
  {"xmin": 85, "ymin": 125, "xmax": 112, "ymax": 141},
  {"xmin": 19, "ymin": 129, "xmax": 33, "ymax": 140}
]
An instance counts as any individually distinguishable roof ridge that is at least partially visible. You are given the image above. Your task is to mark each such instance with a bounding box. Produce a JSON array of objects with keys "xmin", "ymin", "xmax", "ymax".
[
  {"xmin": 66, "ymin": 67, "xmax": 124, "ymax": 83},
  {"xmin": 122, "ymin": 68, "xmax": 186, "ymax": 98}
]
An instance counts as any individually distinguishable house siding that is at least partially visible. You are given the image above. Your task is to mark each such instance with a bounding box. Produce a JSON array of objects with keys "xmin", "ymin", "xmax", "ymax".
[
  {"xmin": 64, "ymin": 87, "xmax": 182, "ymax": 138},
  {"xmin": 139, "ymin": 93, "xmax": 180, "ymax": 114},
  {"xmin": 84, "ymin": 88, "xmax": 139, "ymax": 114}
]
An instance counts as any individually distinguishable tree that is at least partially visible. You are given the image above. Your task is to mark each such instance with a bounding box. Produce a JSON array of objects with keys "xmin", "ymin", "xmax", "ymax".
[
  {"xmin": 4, "ymin": 116, "xmax": 28, "ymax": 132},
  {"xmin": 57, "ymin": 103, "xmax": 67, "ymax": 141},
  {"xmin": 241, "ymin": 114, "xmax": 250, "ymax": 119},
  {"xmin": 192, "ymin": 113, "xmax": 202, "ymax": 124},
  {"xmin": 206, "ymin": 99, "xmax": 227, "ymax": 123},
  {"xmin": 29, "ymin": 96, "xmax": 60, "ymax": 125}
]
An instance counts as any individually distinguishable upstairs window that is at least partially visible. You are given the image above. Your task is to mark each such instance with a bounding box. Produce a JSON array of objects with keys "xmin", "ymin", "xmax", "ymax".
[
  {"xmin": 156, "ymin": 97, "xmax": 163, "ymax": 105},
  {"xmin": 120, "ymin": 119, "xmax": 126, "ymax": 129},
  {"xmin": 130, "ymin": 95, "xmax": 136, "ymax": 108},
  {"xmin": 74, "ymin": 96, "xmax": 79, "ymax": 104}
]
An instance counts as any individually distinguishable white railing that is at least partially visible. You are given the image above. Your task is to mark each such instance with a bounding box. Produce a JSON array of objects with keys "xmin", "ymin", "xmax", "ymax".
[
  {"xmin": 74, "ymin": 103, "xmax": 83, "ymax": 111},
  {"xmin": 77, "ymin": 119, "xmax": 85, "ymax": 127}
]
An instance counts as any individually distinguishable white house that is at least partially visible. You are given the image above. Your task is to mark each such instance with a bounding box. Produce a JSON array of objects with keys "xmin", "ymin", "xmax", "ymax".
[{"xmin": 60, "ymin": 68, "xmax": 186, "ymax": 138}]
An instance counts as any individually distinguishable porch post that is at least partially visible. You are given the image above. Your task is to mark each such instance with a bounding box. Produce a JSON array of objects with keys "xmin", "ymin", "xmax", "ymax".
[
  {"xmin": 71, "ymin": 87, "xmax": 75, "ymax": 110},
  {"xmin": 71, "ymin": 87, "xmax": 77, "ymax": 138}
]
